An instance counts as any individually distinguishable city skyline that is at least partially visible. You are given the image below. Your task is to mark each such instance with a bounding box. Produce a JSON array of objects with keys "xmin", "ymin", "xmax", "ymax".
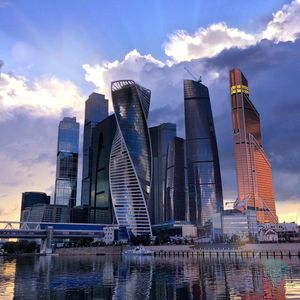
[{"xmin": 0, "ymin": 0, "xmax": 300, "ymax": 223}]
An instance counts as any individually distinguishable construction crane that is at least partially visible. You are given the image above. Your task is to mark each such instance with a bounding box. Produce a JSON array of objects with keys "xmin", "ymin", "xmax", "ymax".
[{"xmin": 184, "ymin": 67, "xmax": 202, "ymax": 82}]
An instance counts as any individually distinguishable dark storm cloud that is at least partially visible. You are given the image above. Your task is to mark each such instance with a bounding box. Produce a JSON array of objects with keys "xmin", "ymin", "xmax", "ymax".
[
  {"xmin": 205, "ymin": 39, "xmax": 300, "ymax": 201},
  {"xmin": 148, "ymin": 39, "xmax": 300, "ymax": 203}
]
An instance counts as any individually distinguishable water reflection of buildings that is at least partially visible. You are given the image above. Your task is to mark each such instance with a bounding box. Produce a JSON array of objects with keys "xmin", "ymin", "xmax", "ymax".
[
  {"xmin": 8, "ymin": 256, "xmax": 300, "ymax": 299},
  {"xmin": 113, "ymin": 256, "xmax": 153, "ymax": 300},
  {"xmin": 0, "ymin": 258, "xmax": 16, "ymax": 299},
  {"xmin": 11, "ymin": 256, "xmax": 153, "ymax": 300},
  {"xmin": 150, "ymin": 257, "xmax": 288, "ymax": 300}
]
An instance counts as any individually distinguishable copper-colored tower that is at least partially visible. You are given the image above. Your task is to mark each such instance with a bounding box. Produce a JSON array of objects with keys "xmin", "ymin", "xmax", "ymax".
[{"xmin": 230, "ymin": 68, "xmax": 278, "ymax": 224}]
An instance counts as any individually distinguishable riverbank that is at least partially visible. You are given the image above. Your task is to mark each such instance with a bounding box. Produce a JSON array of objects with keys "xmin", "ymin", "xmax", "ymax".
[
  {"xmin": 53, "ymin": 243, "xmax": 300, "ymax": 257},
  {"xmin": 55, "ymin": 245, "xmax": 123, "ymax": 256}
]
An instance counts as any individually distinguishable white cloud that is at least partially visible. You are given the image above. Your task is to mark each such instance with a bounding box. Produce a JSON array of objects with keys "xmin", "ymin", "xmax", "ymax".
[
  {"xmin": 83, "ymin": 49, "xmax": 167, "ymax": 111},
  {"xmin": 262, "ymin": 0, "xmax": 300, "ymax": 42},
  {"xmin": 163, "ymin": 0, "xmax": 300, "ymax": 63},
  {"xmin": 164, "ymin": 23, "xmax": 257, "ymax": 63},
  {"xmin": 0, "ymin": 72, "xmax": 85, "ymax": 122}
]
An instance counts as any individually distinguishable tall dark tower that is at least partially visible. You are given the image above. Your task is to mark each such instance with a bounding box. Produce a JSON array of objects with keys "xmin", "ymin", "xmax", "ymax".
[
  {"xmin": 165, "ymin": 137, "xmax": 188, "ymax": 222},
  {"xmin": 184, "ymin": 79, "xmax": 223, "ymax": 227},
  {"xmin": 149, "ymin": 123, "xmax": 176, "ymax": 224},
  {"xmin": 229, "ymin": 68, "xmax": 278, "ymax": 224},
  {"xmin": 81, "ymin": 93, "xmax": 108, "ymax": 206},
  {"xmin": 89, "ymin": 114, "xmax": 116, "ymax": 224}
]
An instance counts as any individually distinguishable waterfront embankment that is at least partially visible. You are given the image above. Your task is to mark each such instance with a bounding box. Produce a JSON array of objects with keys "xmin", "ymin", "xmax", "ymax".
[
  {"xmin": 55, "ymin": 245, "xmax": 123, "ymax": 256},
  {"xmin": 54, "ymin": 243, "xmax": 300, "ymax": 258}
]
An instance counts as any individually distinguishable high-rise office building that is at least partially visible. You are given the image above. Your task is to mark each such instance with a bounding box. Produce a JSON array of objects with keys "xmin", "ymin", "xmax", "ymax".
[
  {"xmin": 54, "ymin": 117, "xmax": 79, "ymax": 208},
  {"xmin": 110, "ymin": 80, "xmax": 152, "ymax": 236},
  {"xmin": 184, "ymin": 79, "xmax": 223, "ymax": 227},
  {"xmin": 81, "ymin": 93, "xmax": 108, "ymax": 206},
  {"xmin": 229, "ymin": 68, "xmax": 278, "ymax": 223},
  {"xmin": 165, "ymin": 137, "xmax": 188, "ymax": 221},
  {"xmin": 89, "ymin": 114, "xmax": 116, "ymax": 224},
  {"xmin": 149, "ymin": 123, "xmax": 176, "ymax": 224},
  {"xmin": 20, "ymin": 192, "xmax": 50, "ymax": 222}
]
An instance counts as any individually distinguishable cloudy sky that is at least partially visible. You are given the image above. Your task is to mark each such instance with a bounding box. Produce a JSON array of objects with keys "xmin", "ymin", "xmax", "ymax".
[{"xmin": 0, "ymin": 0, "xmax": 299, "ymax": 222}]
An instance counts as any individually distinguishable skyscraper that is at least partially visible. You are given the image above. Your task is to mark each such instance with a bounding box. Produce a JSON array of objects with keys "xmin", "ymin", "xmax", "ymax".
[
  {"xmin": 229, "ymin": 68, "xmax": 278, "ymax": 224},
  {"xmin": 165, "ymin": 137, "xmax": 188, "ymax": 222},
  {"xmin": 81, "ymin": 93, "xmax": 108, "ymax": 206},
  {"xmin": 184, "ymin": 79, "xmax": 223, "ymax": 227},
  {"xmin": 110, "ymin": 80, "xmax": 152, "ymax": 236},
  {"xmin": 54, "ymin": 117, "xmax": 79, "ymax": 208},
  {"xmin": 149, "ymin": 123, "xmax": 176, "ymax": 224},
  {"xmin": 89, "ymin": 114, "xmax": 116, "ymax": 224}
]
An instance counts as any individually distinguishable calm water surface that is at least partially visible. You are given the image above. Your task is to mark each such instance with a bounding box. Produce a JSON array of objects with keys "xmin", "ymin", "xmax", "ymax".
[{"xmin": 1, "ymin": 255, "xmax": 300, "ymax": 299}]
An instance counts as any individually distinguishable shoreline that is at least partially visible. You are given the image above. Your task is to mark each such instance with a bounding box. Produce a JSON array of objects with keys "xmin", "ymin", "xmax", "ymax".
[{"xmin": 1, "ymin": 243, "xmax": 300, "ymax": 257}]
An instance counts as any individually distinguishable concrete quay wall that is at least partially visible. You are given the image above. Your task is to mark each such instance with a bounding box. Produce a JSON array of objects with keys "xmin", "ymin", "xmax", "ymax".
[
  {"xmin": 55, "ymin": 245, "xmax": 122, "ymax": 256},
  {"xmin": 241, "ymin": 243, "xmax": 300, "ymax": 254},
  {"xmin": 54, "ymin": 243, "xmax": 300, "ymax": 257}
]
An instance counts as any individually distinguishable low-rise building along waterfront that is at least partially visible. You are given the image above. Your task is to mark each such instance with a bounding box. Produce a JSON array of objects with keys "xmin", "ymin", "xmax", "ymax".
[
  {"xmin": 20, "ymin": 192, "xmax": 50, "ymax": 222},
  {"xmin": 22, "ymin": 204, "xmax": 70, "ymax": 224},
  {"xmin": 152, "ymin": 221, "xmax": 197, "ymax": 238}
]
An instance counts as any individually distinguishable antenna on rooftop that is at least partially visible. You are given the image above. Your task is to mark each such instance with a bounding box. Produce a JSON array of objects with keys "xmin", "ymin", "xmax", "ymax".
[{"xmin": 184, "ymin": 67, "xmax": 202, "ymax": 82}]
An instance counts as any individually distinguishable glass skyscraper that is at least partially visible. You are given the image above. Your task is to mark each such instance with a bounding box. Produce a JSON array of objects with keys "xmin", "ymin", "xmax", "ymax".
[
  {"xmin": 110, "ymin": 80, "xmax": 152, "ymax": 236},
  {"xmin": 89, "ymin": 114, "xmax": 116, "ymax": 224},
  {"xmin": 229, "ymin": 68, "xmax": 278, "ymax": 224},
  {"xmin": 184, "ymin": 79, "xmax": 223, "ymax": 227},
  {"xmin": 54, "ymin": 117, "xmax": 79, "ymax": 208},
  {"xmin": 81, "ymin": 93, "xmax": 108, "ymax": 206},
  {"xmin": 149, "ymin": 123, "xmax": 176, "ymax": 224},
  {"xmin": 165, "ymin": 137, "xmax": 188, "ymax": 222}
]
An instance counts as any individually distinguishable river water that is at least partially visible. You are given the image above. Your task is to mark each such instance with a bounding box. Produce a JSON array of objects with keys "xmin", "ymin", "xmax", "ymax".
[{"xmin": 1, "ymin": 255, "xmax": 300, "ymax": 299}]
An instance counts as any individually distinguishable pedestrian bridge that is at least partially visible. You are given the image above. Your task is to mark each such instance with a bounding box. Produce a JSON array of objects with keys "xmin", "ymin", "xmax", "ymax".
[
  {"xmin": 0, "ymin": 221, "xmax": 119, "ymax": 254},
  {"xmin": 0, "ymin": 221, "xmax": 111, "ymax": 239}
]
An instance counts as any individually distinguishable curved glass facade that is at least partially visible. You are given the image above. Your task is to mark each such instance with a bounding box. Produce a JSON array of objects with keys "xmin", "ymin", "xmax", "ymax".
[
  {"xmin": 110, "ymin": 80, "xmax": 152, "ymax": 236},
  {"xmin": 230, "ymin": 68, "xmax": 278, "ymax": 224},
  {"xmin": 184, "ymin": 80, "xmax": 223, "ymax": 227}
]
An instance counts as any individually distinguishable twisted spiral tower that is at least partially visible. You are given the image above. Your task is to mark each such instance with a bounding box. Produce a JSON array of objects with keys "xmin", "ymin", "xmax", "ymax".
[{"xmin": 109, "ymin": 80, "xmax": 152, "ymax": 236}]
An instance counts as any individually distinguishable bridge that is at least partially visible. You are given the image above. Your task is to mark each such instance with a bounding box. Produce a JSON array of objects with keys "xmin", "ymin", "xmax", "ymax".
[{"xmin": 0, "ymin": 221, "xmax": 122, "ymax": 254}]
